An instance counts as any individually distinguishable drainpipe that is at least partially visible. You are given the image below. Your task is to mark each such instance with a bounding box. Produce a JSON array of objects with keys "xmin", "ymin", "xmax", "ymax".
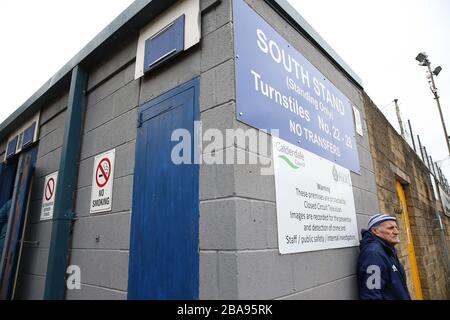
[
  {"xmin": 394, "ymin": 99, "xmax": 405, "ymax": 139},
  {"xmin": 44, "ymin": 65, "xmax": 87, "ymax": 299}
]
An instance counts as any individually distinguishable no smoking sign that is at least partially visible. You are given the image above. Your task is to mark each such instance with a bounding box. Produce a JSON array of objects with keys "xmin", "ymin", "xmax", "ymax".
[
  {"xmin": 45, "ymin": 178, "xmax": 56, "ymax": 201},
  {"xmin": 41, "ymin": 171, "xmax": 58, "ymax": 220},
  {"xmin": 96, "ymin": 158, "xmax": 111, "ymax": 188},
  {"xmin": 90, "ymin": 149, "xmax": 115, "ymax": 214}
]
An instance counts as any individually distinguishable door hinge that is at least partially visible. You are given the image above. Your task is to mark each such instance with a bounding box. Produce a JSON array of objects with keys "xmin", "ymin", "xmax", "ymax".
[{"xmin": 137, "ymin": 113, "xmax": 143, "ymax": 128}]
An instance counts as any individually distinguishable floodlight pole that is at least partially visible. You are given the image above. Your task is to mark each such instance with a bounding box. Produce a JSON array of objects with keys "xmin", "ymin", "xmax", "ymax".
[{"xmin": 426, "ymin": 62, "xmax": 450, "ymax": 155}]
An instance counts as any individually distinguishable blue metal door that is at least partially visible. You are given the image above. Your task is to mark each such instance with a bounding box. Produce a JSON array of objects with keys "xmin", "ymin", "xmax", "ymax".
[
  {"xmin": 0, "ymin": 161, "xmax": 17, "ymax": 210},
  {"xmin": 0, "ymin": 146, "xmax": 38, "ymax": 299},
  {"xmin": 128, "ymin": 78, "xmax": 199, "ymax": 299}
]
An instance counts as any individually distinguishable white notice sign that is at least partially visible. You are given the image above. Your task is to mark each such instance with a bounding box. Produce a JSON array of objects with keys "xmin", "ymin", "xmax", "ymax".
[
  {"xmin": 41, "ymin": 171, "xmax": 58, "ymax": 220},
  {"xmin": 353, "ymin": 105, "xmax": 363, "ymax": 136},
  {"xmin": 272, "ymin": 136, "xmax": 359, "ymax": 254},
  {"xmin": 90, "ymin": 149, "xmax": 115, "ymax": 214},
  {"xmin": 439, "ymin": 186, "xmax": 450, "ymax": 217}
]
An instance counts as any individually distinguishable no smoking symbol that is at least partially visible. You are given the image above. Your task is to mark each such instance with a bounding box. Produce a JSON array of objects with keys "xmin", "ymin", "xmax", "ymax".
[
  {"xmin": 96, "ymin": 158, "xmax": 111, "ymax": 188},
  {"xmin": 45, "ymin": 178, "xmax": 55, "ymax": 201}
]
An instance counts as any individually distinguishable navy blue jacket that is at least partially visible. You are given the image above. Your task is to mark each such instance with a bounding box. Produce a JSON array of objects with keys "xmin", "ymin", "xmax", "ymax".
[{"xmin": 357, "ymin": 229, "xmax": 411, "ymax": 300}]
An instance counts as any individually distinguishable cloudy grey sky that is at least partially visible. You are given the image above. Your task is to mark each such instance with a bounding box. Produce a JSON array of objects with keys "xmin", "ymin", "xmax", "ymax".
[
  {"xmin": 0, "ymin": 0, "xmax": 449, "ymax": 174},
  {"xmin": 0, "ymin": 0, "xmax": 134, "ymax": 120},
  {"xmin": 289, "ymin": 0, "xmax": 450, "ymax": 174}
]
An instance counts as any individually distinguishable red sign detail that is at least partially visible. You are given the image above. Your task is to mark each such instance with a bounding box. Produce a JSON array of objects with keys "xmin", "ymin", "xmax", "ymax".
[
  {"xmin": 45, "ymin": 178, "xmax": 55, "ymax": 201},
  {"xmin": 96, "ymin": 158, "xmax": 111, "ymax": 188}
]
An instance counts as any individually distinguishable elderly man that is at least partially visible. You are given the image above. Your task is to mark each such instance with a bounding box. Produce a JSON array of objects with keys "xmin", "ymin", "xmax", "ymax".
[{"xmin": 357, "ymin": 213, "xmax": 411, "ymax": 300}]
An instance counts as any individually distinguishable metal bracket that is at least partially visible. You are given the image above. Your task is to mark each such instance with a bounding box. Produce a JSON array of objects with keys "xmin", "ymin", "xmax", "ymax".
[{"xmin": 20, "ymin": 240, "xmax": 40, "ymax": 247}]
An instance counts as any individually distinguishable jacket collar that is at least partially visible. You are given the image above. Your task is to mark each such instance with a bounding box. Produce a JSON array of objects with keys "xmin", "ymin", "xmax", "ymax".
[{"xmin": 375, "ymin": 234, "xmax": 397, "ymax": 257}]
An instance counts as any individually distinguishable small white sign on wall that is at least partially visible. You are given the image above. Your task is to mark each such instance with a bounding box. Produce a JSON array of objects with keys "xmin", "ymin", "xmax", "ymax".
[
  {"xmin": 41, "ymin": 171, "xmax": 58, "ymax": 220},
  {"xmin": 90, "ymin": 149, "xmax": 115, "ymax": 214},
  {"xmin": 135, "ymin": 0, "xmax": 200, "ymax": 79},
  {"xmin": 353, "ymin": 106, "xmax": 363, "ymax": 136},
  {"xmin": 439, "ymin": 185, "xmax": 450, "ymax": 217},
  {"xmin": 272, "ymin": 136, "xmax": 359, "ymax": 254}
]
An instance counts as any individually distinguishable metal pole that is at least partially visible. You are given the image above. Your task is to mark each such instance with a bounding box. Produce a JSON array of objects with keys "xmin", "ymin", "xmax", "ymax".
[
  {"xmin": 427, "ymin": 63, "xmax": 450, "ymax": 155},
  {"xmin": 408, "ymin": 120, "xmax": 417, "ymax": 152},
  {"xmin": 394, "ymin": 99, "xmax": 406, "ymax": 139},
  {"xmin": 408, "ymin": 120, "xmax": 416, "ymax": 152},
  {"xmin": 437, "ymin": 163, "xmax": 443, "ymax": 185},
  {"xmin": 423, "ymin": 146, "xmax": 431, "ymax": 170},
  {"xmin": 417, "ymin": 135, "xmax": 425, "ymax": 162},
  {"xmin": 44, "ymin": 65, "xmax": 87, "ymax": 300},
  {"xmin": 430, "ymin": 156, "xmax": 436, "ymax": 177},
  {"xmin": 435, "ymin": 164, "xmax": 441, "ymax": 182},
  {"xmin": 438, "ymin": 166, "xmax": 444, "ymax": 185},
  {"xmin": 428, "ymin": 158, "xmax": 432, "ymax": 175}
]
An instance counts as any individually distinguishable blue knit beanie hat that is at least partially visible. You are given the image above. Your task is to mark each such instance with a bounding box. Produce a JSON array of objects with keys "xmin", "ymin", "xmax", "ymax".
[{"xmin": 367, "ymin": 213, "xmax": 396, "ymax": 230}]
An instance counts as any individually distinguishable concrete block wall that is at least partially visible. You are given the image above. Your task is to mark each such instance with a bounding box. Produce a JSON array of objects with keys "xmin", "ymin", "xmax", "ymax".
[
  {"xmin": 66, "ymin": 0, "xmax": 234, "ymax": 299},
  {"xmin": 198, "ymin": 0, "xmax": 252, "ymax": 299},
  {"xmin": 4, "ymin": 0, "xmax": 382, "ymax": 300},
  {"xmin": 67, "ymin": 34, "xmax": 139, "ymax": 299},
  {"xmin": 14, "ymin": 91, "xmax": 69, "ymax": 300},
  {"xmin": 201, "ymin": 0, "xmax": 378, "ymax": 299},
  {"xmin": 2, "ymin": 0, "xmax": 232, "ymax": 301}
]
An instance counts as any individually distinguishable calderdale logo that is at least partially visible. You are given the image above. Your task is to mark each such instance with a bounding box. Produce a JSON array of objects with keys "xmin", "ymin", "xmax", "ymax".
[
  {"xmin": 275, "ymin": 141, "xmax": 304, "ymax": 169},
  {"xmin": 278, "ymin": 155, "xmax": 299, "ymax": 169}
]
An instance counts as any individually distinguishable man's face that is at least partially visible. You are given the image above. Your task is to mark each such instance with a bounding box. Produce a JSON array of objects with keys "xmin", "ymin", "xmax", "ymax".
[{"xmin": 371, "ymin": 220, "xmax": 400, "ymax": 247}]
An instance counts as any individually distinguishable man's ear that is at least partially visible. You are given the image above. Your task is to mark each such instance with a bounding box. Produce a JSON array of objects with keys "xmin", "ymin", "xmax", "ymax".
[{"xmin": 371, "ymin": 227, "xmax": 379, "ymax": 236}]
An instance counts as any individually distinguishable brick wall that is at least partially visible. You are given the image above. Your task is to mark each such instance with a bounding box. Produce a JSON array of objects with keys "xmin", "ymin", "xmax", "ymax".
[{"xmin": 364, "ymin": 92, "xmax": 450, "ymax": 299}]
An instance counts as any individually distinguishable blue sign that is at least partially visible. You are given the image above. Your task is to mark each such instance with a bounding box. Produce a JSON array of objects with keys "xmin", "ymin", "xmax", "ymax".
[
  {"xmin": 144, "ymin": 15, "xmax": 185, "ymax": 73},
  {"xmin": 234, "ymin": 0, "xmax": 360, "ymax": 173}
]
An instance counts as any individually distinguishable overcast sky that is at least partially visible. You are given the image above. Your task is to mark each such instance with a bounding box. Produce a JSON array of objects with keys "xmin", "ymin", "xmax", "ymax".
[
  {"xmin": 0, "ymin": 0, "xmax": 449, "ymax": 175},
  {"xmin": 289, "ymin": 0, "xmax": 450, "ymax": 175},
  {"xmin": 0, "ymin": 0, "xmax": 134, "ymax": 119}
]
